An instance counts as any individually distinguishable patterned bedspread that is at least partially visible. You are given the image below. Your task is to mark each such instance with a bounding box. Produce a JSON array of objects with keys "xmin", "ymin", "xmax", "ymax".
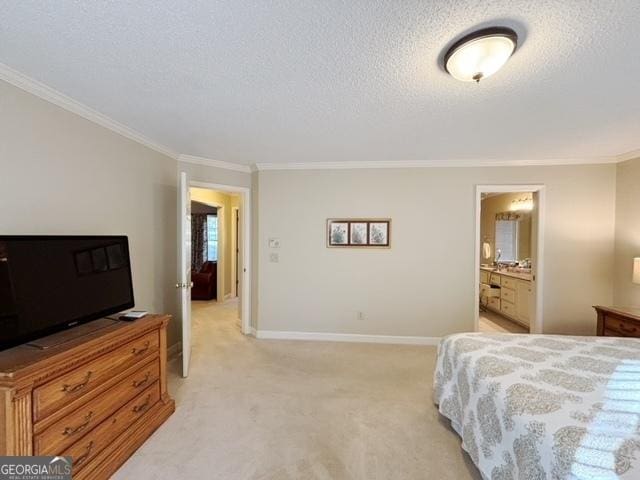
[{"xmin": 434, "ymin": 333, "xmax": 640, "ymax": 480}]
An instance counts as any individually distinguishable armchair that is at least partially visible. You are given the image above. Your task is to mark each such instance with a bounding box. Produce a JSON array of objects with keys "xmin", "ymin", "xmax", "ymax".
[{"xmin": 191, "ymin": 261, "xmax": 217, "ymax": 300}]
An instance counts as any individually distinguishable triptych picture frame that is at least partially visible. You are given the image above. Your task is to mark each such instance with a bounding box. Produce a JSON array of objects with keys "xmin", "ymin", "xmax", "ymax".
[{"xmin": 327, "ymin": 219, "xmax": 391, "ymax": 248}]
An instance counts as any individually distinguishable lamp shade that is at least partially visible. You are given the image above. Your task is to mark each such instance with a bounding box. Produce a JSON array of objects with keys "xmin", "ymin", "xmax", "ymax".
[{"xmin": 634, "ymin": 257, "xmax": 640, "ymax": 284}]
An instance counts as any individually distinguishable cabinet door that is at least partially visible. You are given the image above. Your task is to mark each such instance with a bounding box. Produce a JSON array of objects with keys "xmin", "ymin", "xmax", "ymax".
[{"xmin": 516, "ymin": 281, "xmax": 531, "ymax": 325}]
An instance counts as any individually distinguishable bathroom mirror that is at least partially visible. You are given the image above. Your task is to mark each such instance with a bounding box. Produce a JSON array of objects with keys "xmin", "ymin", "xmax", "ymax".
[{"xmin": 494, "ymin": 212, "xmax": 531, "ymax": 262}]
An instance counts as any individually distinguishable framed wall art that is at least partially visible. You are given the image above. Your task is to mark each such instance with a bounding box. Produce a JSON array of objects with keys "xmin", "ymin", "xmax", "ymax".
[{"xmin": 327, "ymin": 219, "xmax": 391, "ymax": 248}]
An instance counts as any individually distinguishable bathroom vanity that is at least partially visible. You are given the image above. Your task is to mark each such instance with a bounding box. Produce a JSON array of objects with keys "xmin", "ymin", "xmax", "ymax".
[{"xmin": 480, "ymin": 267, "xmax": 533, "ymax": 328}]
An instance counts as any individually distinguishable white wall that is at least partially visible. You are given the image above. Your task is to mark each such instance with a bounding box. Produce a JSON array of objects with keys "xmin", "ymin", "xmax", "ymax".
[
  {"xmin": 177, "ymin": 161, "xmax": 251, "ymax": 189},
  {"xmin": 0, "ymin": 75, "xmax": 626, "ymax": 344},
  {"xmin": 614, "ymin": 157, "xmax": 640, "ymax": 306},
  {"xmin": 256, "ymin": 165, "xmax": 617, "ymax": 337},
  {"xmin": 0, "ymin": 79, "xmax": 180, "ymax": 344}
]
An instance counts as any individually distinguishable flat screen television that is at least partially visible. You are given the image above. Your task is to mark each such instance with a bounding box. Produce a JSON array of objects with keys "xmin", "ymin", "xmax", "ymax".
[{"xmin": 0, "ymin": 236, "xmax": 134, "ymax": 350}]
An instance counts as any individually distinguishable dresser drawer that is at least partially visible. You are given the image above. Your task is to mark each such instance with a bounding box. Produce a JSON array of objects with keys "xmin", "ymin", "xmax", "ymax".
[
  {"xmin": 488, "ymin": 297, "xmax": 501, "ymax": 310},
  {"xmin": 65, "ymin": 381, "xmax": 160, "ymax": 473},
  {"xmin": 501, "ymin": 287, "xmax": 516, "ymax": 303},
  {"xmin": 489, "ymin": 273, "xmax": 501, "ymax": 286},
  {"xmin": 604, "ymin": 316, "xmax": 640, "ymax": 337},
  {"xmin": 33, "ymin": 330, "xmax": 159, "ymax": 421},
  {"xmin": 501, "ymin": 300, "xmax": 516, "ymax": 318},
  {"xmin": 480, "ymin": 270, "xmax": 490, "ymax": 284},
  {"xmin": 35, "ymin": 358, "xmax": 160, "ymax": 456},
  {"xmin": 501, "ymin": 277, "xmax": 518, "ymax": 289}
]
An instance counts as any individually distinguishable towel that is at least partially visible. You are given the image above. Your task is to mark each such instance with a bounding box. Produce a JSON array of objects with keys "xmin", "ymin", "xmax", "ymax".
[{"xmin": 482, "ymin": 242, "xmax": 491, "ymax": 260}]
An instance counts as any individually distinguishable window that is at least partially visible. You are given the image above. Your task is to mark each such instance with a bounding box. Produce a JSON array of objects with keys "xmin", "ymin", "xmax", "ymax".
[
  {"xmin": 495, "ymin": 220, "xmax": 518, "ymax": 262},
  {"xmin": 206, "ymin": 214, "xmax": 218, "ymax": 261}
]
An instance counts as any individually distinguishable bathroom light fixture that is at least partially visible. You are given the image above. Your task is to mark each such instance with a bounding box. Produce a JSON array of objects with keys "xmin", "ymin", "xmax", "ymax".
[
  {"xmin": 633, "ymin": 257, "xmax": 640, "ymax": 284},
  {"xmin": 509, "ymin": 196, "xmax": 533, "ymax": 212},
  {"xmin": 444, "ymin": 27, "xmax": 517, "ymax": 82}
]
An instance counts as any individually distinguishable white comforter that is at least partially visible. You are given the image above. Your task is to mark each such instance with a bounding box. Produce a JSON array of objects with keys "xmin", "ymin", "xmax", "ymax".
[{"xmin": 434, "ymin": 332, "xmax": 640, "ymax": 480}]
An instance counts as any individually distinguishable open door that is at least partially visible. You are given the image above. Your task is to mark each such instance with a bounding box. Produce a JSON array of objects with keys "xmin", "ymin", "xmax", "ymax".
[{"xmin": 178, "ymin": 171, "xmax": 192, "ymax": 377}]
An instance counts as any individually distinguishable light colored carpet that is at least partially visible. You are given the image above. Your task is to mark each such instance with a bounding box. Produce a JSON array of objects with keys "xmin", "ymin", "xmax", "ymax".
[{"xmin": 113, "ymin": 299, "xmax": 480, "ymax": 480}]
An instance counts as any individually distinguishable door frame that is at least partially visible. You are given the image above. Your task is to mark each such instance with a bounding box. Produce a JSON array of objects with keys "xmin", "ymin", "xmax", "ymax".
[
  {"xmin": 231, "ymin": 206, "xmax": 240, "ymax": 298},
  {"xmin": 190, "ymin": 181, "xmax": 252, "ymax": 335},
  {"xmin": 474, "ymin": 184, "xmax": 546, "ymax": 333}
]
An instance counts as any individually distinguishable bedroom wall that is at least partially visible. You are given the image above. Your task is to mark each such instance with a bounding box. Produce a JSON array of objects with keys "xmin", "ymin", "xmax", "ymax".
[
  {"xmin": 0, "ymin": 79, "xmax": 180, "ymax": 344},
  {"xmin": 256, "ymin": 164, "xmax": 617, "ymax": 337},
  {"xmin": 614, "ymin": 156, "xmax": 640, "ymax": 307}
]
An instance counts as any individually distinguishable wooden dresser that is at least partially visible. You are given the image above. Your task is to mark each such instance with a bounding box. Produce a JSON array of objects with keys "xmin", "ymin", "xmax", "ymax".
[
  {"xmin": 0, "ymin": 314, "xmax": 175, "ymax": 479},
  {"xmin": 594, "ymin": 305, "xmax": 640, "ymax": 337}
]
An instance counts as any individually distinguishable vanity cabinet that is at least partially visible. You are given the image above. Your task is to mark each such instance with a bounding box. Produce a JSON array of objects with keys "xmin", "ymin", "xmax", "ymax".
[
  {"xmin": 516, "ymin": 280, "xmax": 532, "ymax": 324},
  {"xmin": 480, "ymin": 269, "xmax": 532, "ymax": 328}
]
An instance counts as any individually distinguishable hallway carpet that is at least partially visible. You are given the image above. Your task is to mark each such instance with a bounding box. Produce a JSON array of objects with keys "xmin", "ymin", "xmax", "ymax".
[{"xmin": 113, "ymin": 300, "xmax": 480, "ymax": 479}]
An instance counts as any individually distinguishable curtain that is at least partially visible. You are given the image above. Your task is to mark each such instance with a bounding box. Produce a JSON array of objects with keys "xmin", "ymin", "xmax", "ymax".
[{"xmin": 191, "ymin": 213, "xmax": 208, "ymax": 272}]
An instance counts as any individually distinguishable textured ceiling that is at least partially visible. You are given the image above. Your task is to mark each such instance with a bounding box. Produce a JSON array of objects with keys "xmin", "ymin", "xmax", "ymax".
[{"xmin": 0, "ymin": 0, "xmax": 639, "ymax": 166}]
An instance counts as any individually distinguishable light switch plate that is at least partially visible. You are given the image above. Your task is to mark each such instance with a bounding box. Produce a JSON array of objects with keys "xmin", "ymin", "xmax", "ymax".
[{"xmin": 268, "ymin": 238, "xmax": 280, "ymax": 249}]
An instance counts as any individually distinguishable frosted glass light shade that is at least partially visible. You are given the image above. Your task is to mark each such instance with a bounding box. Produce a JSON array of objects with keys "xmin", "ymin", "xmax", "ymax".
[
  {"xmin": 445, "ymin": 27, "xmax": 517, "ymax": 82},
  {"xmin": 633, "ymin": 257, "xmax": 640, "ymax": 284}
]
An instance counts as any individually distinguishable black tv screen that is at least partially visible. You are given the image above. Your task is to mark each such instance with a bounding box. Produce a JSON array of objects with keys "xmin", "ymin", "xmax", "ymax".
[{"xmin": 0, "ymin": 236, "xmax": 134, "ymax": 350}]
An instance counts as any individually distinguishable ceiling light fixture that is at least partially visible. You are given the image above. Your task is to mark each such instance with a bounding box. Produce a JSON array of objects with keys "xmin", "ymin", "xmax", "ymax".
[{"xmin": 444, "ymin": 27, "xmax": 518, "ymax": 83}]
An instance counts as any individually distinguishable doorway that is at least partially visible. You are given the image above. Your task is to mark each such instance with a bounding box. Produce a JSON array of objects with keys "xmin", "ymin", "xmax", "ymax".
[
  {"xmin": 474, "ymin": 185, "xmax": 545, "ymax": 334},
  {"xmin": 189, "ymin": 186, "xmax": 243, "ymax": 318},
  {"xmin": 178, "ymin": 174, "xmax": 252, "ymax": 378}
]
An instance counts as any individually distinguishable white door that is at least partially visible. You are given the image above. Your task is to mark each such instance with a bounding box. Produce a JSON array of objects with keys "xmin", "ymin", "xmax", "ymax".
[{"xmin": 178, "ymin": 171, "xmax": 192, "ymax": 377}]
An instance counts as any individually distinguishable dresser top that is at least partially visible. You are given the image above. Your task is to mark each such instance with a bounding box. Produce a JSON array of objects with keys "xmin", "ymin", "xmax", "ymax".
[
  {"xmin": 594, "ymin": 305, "xmax": 640, "ymax": 322},
  {"xmin": 0, "ymin": 314, "xmax": 169, "ymax": 379}
]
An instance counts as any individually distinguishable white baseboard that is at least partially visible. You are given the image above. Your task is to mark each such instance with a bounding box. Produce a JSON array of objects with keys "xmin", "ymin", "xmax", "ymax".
[
  {"xmin": 250, "ymin": 327, "xmax": 258, "ymax": 337},
  {"xmin": 255, "ymin": 330, "xmax": 440, "ymax": 345},
  {"xmin": 167, "ymin": 341, "xmax": 182, "ymax": 360}
]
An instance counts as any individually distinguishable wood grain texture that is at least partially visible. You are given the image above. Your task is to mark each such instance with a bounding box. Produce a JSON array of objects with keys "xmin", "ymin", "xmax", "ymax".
[
  {"xmin": 33, "ymin": 330, "xmax": 159, "ymax": 422},
  {"xmin": 0, "ymin": 314, "xmax": 174, "ymax": 479},
  {"xmin": 594, "ymin": 306, "xmax": 640, "ymax": 337}
]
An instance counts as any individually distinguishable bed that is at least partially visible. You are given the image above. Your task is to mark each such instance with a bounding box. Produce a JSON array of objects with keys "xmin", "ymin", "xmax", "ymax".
[{"xmin": 434, "ymin": 332, "xmax": 640, "ymax": 479}]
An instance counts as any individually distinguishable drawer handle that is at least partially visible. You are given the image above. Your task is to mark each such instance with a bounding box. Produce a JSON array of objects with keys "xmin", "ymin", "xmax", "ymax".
[
  {"xmin": 619, "ymin": 324, "xmax": 637, "ymax": 334},
  {"xmin": 132, "ymin": 372, "xmax": 151, "ymax": 388},
  {"xmin": 75, "ymin": 440, "xmax": 94, "ymax": 466},
  {"xmin": 132, "ymin": 394, "xmax": 152, "ymax": 413},
  {"xmin": 63, "ymin": 411, "xmax": 93, "ymax": 436},
  {"xmin": 132, "ymin": 341, "xmax": 151, "ymax": 356},
  {"xmin": 61, "ymin": 371, "xmax": 92, "ymax": 393}
]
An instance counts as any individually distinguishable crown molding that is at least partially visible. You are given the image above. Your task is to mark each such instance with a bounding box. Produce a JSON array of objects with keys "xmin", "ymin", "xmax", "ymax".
[
  {"xmin": 178, "ymin": 154, "xmax": 252, "ymax": 173},
  {"xmin": 616, "ymin": 148, "xmax": 640, "ymax": 163},
  {"xmin": 254, "ymin": 155, "xmax": 622, "ymax": 171},
  {"xmin": 3, "ymin": 62, "xmax": 637, "ymax": 172},
  {"xmin": 0, "ymin": 62, "xmax": 177, "ymax": 159}
]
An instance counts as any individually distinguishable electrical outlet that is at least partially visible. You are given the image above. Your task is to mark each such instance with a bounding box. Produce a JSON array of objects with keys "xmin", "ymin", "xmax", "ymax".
[
  {"xmin": 357, "ymin": 311, "xmax": 365, "ymax": 320},
  {"xmin": 269, "ymin": 252, "xmax": 279, "ymax": 263}
]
